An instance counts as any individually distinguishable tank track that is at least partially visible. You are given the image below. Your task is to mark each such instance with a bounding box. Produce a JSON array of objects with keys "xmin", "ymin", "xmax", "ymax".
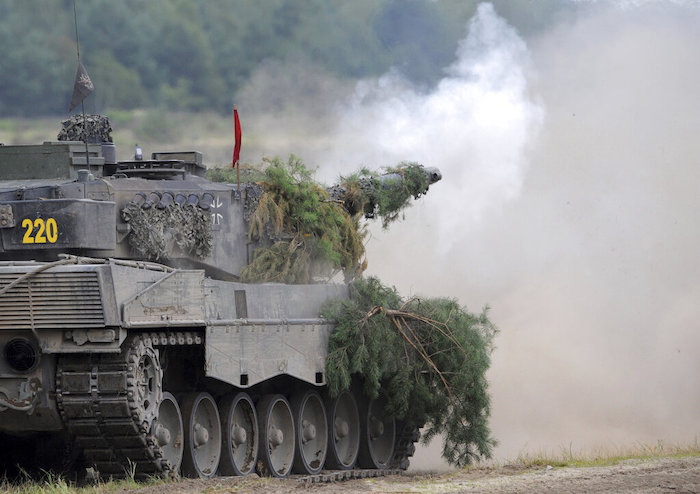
[
  {"xmin": 55, "ymin": 332, "xmax": 420, "ymax": 479},
  {"xmin": 298, "ymin": 468, "xmax": 403, "ymax": 483},
  {"xmin": 56, "ymin": 336, "xmax": 172, "ymax": 478},
  {"xmin": 390, "ymin": 421, "xmax": 421, "ymax": 470},
  {"xmin": 297, "ymin": 423, "xmax": 419, "ymax": 482}
]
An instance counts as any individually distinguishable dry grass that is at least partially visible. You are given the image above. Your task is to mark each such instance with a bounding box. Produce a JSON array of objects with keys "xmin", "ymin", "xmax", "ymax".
[
  {"xmin": 0, "ymin": 111, "xmax": 240, "ymax": 168},
  {"xmin": 0, "ymin": 109, "xmax": 338, "ymax": 173},
  {"xmin": 509, "ymin": 438, "xmax": 700, "ymax": 469}
]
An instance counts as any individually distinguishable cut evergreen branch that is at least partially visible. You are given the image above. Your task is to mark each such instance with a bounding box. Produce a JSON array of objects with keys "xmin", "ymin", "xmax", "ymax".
[
  {"xmin": 210, "ymin": 155, "xmax": 441, "ymax": 283},
  {"xmin": 238, "ymin": 156, "xmax": 367, "ymax": 283},
  {"xmin": 323, "ymin": 277, "xmax": 498, "ymax": 467}
]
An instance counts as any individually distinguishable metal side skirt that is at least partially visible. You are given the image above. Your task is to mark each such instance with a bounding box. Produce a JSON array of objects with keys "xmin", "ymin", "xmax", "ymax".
[
  {"xmin": 205, "ymin": 320, "xmax": 332, "ymax": 388},
  {"xmin": 122, "ymin": 270, "xmax": 206, "ymax": 327}
]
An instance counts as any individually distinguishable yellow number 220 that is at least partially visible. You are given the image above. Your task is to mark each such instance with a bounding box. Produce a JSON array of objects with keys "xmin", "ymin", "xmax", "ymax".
[{"xmin": 22, "ymin": 218, "xmax": 58, "ymax": 244}]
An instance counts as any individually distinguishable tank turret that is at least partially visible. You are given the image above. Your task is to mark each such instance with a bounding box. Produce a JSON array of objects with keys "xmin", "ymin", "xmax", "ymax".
[{"xmin": 0, "ymin": 117, "xmax": 441, "ymax": 282}]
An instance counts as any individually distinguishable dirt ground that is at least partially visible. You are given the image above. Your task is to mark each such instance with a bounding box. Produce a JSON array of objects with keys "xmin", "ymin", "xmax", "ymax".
[{"xmin": 116, "ymin": 456, "xmax": 700, "ymax": 494}]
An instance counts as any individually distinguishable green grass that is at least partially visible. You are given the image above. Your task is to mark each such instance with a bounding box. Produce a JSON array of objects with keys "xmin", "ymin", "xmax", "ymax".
[
  {"xmin": 0, "ymin": 478, "xmax": 169, "ymax": 494},
  {"xmin": 0, "ymin": 117, "xmax": 60, "ymax": 146},
  {"xmin": 0, "ymin": 468, "xmax": 170, "ymax": 494}
]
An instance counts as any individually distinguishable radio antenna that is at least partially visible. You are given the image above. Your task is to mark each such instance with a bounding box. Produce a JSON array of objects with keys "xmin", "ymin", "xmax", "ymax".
[
  {"xmin": 72, "ymin": 0, "xmax": 91, "ymax": 173},
  {"xmin": 72, "ymin": 0, "xmax": 81, "ymax": 60}
]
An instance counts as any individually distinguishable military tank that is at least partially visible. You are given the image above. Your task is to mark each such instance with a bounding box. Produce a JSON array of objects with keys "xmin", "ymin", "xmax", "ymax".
[{"xmin": 0, "ymin": 116, "xmax": 441, "ymax": 479}]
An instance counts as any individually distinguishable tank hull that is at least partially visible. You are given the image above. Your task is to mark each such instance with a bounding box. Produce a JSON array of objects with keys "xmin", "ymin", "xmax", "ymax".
[
  {"xmin": 0, "ymin": 259, "xmax": 416, "ymax": 477},
  {"xmin": 0, "ymin": 258, "xmax": 345, "ymax": 419}
]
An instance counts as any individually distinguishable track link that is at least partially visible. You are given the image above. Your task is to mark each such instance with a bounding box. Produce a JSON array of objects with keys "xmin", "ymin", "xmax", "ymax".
[
  {"xmin": 390, "ymin": 421, "xmax": 421, "ymax": 470},
  {"xmin": 56, "ymin": 336, "xmax": 171, "ymax": 478},
  {"xmin": 298, "ymin": 468, "xmax": 403, "ymax": 483}
]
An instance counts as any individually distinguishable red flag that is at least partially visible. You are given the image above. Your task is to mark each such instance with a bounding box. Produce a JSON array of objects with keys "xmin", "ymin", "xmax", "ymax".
[{"xmin": 233, "ymin": 105, "xmax": 242, "ymax": 168}]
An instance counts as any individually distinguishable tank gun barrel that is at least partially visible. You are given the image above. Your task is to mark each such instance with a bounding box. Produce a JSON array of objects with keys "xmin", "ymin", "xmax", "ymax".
[
  {"xmin": 327, "ymin": 163, "xmax": 442, "ymax": 221},
  {"xmin": 373, "ymin": 165, "xmax": 442, "ymax": 186}
]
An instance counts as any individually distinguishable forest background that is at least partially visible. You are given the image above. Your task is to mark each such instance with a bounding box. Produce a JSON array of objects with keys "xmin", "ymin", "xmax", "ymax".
[{"xmin": 1, "ymin": 0, "xmax": 564, "ymax": 117}]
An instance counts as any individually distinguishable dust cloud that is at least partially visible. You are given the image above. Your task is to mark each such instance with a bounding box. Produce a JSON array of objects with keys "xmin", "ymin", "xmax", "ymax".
[
  {"xmin": 244, "ymin": 1, "xmax": 700, "ymax": 466},
  {"xmin": 477, "ymin": 1, "xmax": 700, "ymax": 461}
]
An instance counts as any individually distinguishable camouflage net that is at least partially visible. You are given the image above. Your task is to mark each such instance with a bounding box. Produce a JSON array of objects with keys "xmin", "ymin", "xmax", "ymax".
[
  {"xmin": 57, "ymin": 114, "xmax": 113, "ymax": 143},
  {"xmin": 121, "ymin": 202, "xmax": 212, "ymax": 261}
]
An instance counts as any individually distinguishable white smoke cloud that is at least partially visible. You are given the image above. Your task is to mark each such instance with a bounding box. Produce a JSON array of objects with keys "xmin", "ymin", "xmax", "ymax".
[
  {"xmin": 321, "ymin": 3, "xmax": 543, "ymax": 252},
  {"xmin": 479, "ymin": 2, "xmax": 700, "ymax": 459}
]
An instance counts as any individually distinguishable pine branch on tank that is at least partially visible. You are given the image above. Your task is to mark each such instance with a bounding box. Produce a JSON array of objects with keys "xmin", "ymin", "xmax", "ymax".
[
  {"xmin": 209, "ymin": 156, "xmax": 439, "ymax": 283},
  {"xmin": 323, "ymin": 277, "xmax": 498, "ymax": 467}
]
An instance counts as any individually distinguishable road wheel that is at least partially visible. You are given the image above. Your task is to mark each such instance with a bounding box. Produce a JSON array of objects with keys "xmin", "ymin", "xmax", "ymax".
[
  {"xmin": 324, "ymin": 389, "xmax": 360, "ymax": 470},
  {"xmin": 257, "ymin": 394, "xmax": 295, "ymax": 478},
  {"xmin": 358, "ymin": 391, "xmax": 396, "ymax": 469},
  {"xmin": 291, "ymin": 390, "xmax": 327, "ymax": 474},
  {"xmin": 181, "ymin": 392, "xmax": 222, "ymax": 478},
  {"xmin": 152, "ymin": 392, "xmax": 184, "ymax": 474},
  {"xmin": 218, "ymin": 392, "xmax": 258, "ymax": 476}
]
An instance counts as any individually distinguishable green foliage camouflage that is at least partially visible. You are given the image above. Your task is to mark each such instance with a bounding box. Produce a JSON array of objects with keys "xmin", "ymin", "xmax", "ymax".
[
  {"xmin": 205, "ymin": 164, "xmax": 266, "ymax": 184},
  {"xmin": 209, "ymin": 156, "xmax": 436, "ymax": 283},
  {"xmin": 237, "ymin": 156, "xmax": 367, "ymax": 283},
  {"xmin": 322, "ymin": 277, "xmax": 498, "ymax": 466},
  {"xmin": 333, "ymin": 162, "xmax": 431, "ymax": 228}
]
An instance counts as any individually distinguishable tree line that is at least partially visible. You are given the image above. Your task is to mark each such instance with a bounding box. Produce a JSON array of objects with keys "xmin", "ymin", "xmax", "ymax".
[{"xmin": 0, "ymin": 0, "xmax": 566, "ymax": 117}]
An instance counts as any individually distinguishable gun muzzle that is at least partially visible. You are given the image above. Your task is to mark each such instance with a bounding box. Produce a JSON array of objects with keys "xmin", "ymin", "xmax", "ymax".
[{"xmin": 424, "ymin": 167, "xmax": 442, "ymax": 184}]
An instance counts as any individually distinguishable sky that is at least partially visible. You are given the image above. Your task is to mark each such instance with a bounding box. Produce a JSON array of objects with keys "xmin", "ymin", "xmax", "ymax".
[{"xmin": 243, "ymin": 0, "xmax": 700, "ymax": 465}]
